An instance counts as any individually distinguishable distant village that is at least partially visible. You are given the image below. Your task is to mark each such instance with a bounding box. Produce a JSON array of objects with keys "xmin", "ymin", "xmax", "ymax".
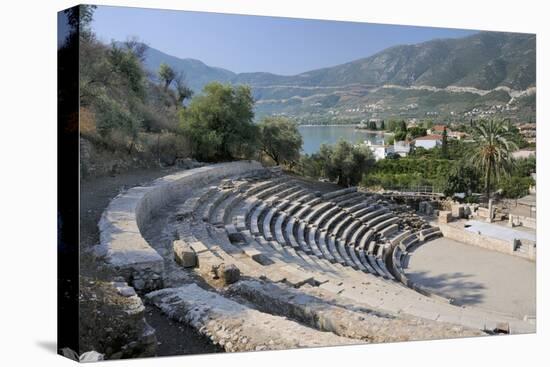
[{"xmin": 359, "ymin": 120, "xmax": 536, "ymax": 161}]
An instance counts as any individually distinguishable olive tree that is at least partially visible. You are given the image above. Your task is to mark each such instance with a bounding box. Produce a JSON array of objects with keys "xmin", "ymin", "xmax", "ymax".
[
  {"xmin": 180, "ymin": 82, "xmax": 258, "ymax": 161},
  {"xmin": 174, "ymin": 72, "xmax": 194, "ymax": 106},
  {"xmin": 319, "ymin": 139, "xmax": 375, "ymax": 186},
  {"xmin": 258, "ymin": 117, "xmax": 303, "ymax": 166},
  {"xmin": 158, "ymin": 63, "xmax": 176, "ymax": 90}
]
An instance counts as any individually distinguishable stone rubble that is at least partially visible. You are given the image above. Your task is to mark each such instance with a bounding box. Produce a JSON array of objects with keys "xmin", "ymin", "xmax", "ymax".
[{"xmin": 79, "ymin": 278, "xmax": 157, "ymax": 359}]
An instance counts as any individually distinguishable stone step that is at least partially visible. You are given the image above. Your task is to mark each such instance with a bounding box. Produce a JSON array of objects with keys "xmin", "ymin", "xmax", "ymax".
[
  {"xmin": 226, "ymin": 279, "xmax": 486, "ymax": 344},
  {"xmin": 322, "ymin": 186, "xmax": 357, "ymax": 200},
  {"xmin": 146, "ymin": 284, "xmax": 356, "ymax": 352}
]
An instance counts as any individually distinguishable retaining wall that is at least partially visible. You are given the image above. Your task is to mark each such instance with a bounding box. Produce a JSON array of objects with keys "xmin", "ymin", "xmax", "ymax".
[
  {"xmin": 96, "ymin": 161, "xmax": 263, "ymax": 292},
  {"xmin": 510, "ymin": 214, "xmax": 536, "ymax": 230},
  {"xmin": 439, "ymin": 222, "xmax": 535, "ymax": 261}
]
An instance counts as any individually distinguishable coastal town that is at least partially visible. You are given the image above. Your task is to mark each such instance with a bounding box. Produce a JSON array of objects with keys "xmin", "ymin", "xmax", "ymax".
[{"xmin": 360, "ymin": 120, "xmax": 536, "ymax": 161}]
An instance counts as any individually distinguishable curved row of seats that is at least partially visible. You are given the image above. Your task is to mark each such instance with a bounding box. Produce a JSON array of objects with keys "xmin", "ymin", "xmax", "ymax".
[
  {"xmin": 175, "ymin": 172, "xmax": 445, "ymax": 291},
  {"xmin": 221, "ymin": 183, "xmax": 406, "ymax": 280},
  {"xmin": 389, "ymin": 227, "xmax": 446, "ymax": 300},
  {"xmin": 175, "ymin": 177, "xmax": 341, "ymax": 283},
  {"xmin": 207, "ymin": 180, "xmax": 371, "ymax": 281},
  {"xmin": 176, "ymin": 183, "xmax": 330, "ymax": 287}
]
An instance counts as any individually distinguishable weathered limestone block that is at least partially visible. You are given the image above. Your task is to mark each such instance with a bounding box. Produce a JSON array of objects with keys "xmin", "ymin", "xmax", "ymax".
[
  {"xmin": 214, "ymin": 263, "xmax": 241, "ymax": 285},
  {"xmin": 146, "ymin": 284, "xmax": 355, "ymax": 352},
  {"xmin": 225, "ymin": 224, "xmax": 245, "ymax": 242},
  {"xmin": 226, "ymin": 280, "xmax": 485, "ymax": 343},
  {"xmin": 418, "ymin": 201, "xmax": 435, "ymax": 215},
  {"xmin": 439, "ymin": 210, "xmax": 452, "ymax": 224},
  {"xmin": 79, "ymin": 278, "xmax": 157, "ymax": 360},
  {"xmin": 451, "ymin": 204, "xmax": 464, "ymax": 218},
  {"xmin": 476, "ymin": 207, "xmax": 491, "ymax": 220},
  {"xmin": 219, "ymin": 178, "xmax": 235, "ymax": 189},
  {"xmin": 79, "ymin": 351, "xmax": 105, "ymax": 362},
  {"xmin": 240, "ymin": 245, "xmax": 274, "ymax": 265},
  {"xmin": 425, "ymin": 202, "xmax": 434, "ymax": 215},
  {"xmin": 173, "ymin": 239, "xmax": 197, "ymax": 268}
]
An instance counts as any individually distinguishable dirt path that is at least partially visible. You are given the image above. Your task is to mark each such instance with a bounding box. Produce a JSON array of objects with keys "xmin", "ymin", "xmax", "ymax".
[
  {"xmin": 79, "ymin": 167, "xmax": 221, "ymax": 356},
  {"xmin": 80, "ymin": 168, "xmax": 173, "ymax": 249}
]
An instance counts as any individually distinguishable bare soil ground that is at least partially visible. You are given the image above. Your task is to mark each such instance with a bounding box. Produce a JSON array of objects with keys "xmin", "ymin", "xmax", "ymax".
[{"xmin": 79, "ymin": 167, "xmax": 221, "ymax": 356}]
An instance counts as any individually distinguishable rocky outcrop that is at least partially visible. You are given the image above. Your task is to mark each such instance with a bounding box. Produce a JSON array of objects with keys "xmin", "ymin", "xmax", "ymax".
[{"xmin": 79, "ymin": 278, "xmax": 157, "ymax": 360}]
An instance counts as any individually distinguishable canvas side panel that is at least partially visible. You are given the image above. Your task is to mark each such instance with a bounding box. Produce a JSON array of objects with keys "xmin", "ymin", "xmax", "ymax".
[{"xmin": 57, "ymin": 5, "xmax": 80, "ymax": 358}]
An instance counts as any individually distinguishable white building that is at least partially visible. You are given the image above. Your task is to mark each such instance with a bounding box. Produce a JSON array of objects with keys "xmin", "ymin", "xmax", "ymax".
[
  {"xmin": 414, "ymin": 135, "xmax": 442, "ymax": 150},
  {"xmin": 512, "ymin": 149, "xmax": 536, "ymax": 159},
  {"xmin": 365, "ymin": 140, "xmax": 393, "ymax": 161},
  {"xmin": 393, "ymin": 141, "xmax": 411, "ymax": 157}
]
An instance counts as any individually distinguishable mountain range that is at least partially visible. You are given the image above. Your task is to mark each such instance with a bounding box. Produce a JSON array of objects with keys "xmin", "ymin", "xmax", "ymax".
[{"xmin": 140, "ymin": 31, "xmax": 536, "ymax": 122}]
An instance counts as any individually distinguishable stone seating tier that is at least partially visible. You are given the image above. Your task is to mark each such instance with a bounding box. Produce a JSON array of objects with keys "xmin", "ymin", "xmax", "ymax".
[{"xmin": 321, "ymin": 186, "xmax": 357, "ymax": 200}]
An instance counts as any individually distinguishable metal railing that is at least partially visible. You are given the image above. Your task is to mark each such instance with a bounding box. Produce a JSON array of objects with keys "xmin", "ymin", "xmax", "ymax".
[{"xmin": 384, "ymin": 185, "xmax": 440, "ymax": 194}]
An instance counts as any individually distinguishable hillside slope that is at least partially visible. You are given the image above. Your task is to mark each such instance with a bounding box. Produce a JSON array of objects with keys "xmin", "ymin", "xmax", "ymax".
[
  {"xmin": 142, "ymin": 46, "xmax": 236, "ymax": 91},
  {"xmin": 139, "ymin": 31, "xmax": 536, "ymax": 122},
  {"xmin": 238, "ymin": 32, "xmax": 534, "ymax": 90}
]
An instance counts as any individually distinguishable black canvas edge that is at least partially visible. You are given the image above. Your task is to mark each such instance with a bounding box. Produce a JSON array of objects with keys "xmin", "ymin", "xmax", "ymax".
[{"xmin": 57, "ymin": 4, "xmax": 81, "ymax": 360}]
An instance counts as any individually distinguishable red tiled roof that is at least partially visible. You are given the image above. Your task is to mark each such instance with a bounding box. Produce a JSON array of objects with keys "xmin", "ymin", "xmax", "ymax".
[
  {"xmin": 415, "ymin": 134, "xmax": 443, "ymax": 141},
  {"xmin": 432, "ymin": 124, "xmax": 447, "ymax": 131}
]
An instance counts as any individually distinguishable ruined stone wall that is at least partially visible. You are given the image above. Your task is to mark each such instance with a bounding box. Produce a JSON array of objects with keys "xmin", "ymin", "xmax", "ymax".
[
  {"xmin": 439, "ymin": 222, "xmax": 535, "ymax": 261},
  {"xmin": 439, "ymin": 223, "xmax": 513, "ymax": 254},
  {"xmin": 510, "ymin": 214, "xmax": 536, "ymax": 230},
  {"xmin": 96, "ymin": 161, "xmax": 263, "ymax": 292}
]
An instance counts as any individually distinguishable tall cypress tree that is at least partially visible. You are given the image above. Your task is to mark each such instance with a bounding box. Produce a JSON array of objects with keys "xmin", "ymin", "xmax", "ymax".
[{"xmin": 441, "ymin": 127, "xmax": 449, "ymax": 159}]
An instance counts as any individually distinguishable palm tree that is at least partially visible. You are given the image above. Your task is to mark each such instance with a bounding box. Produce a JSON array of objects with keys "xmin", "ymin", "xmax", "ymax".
[{"xmin": 467, "ymin": 119, "xmax": 518, "ymax": 200}]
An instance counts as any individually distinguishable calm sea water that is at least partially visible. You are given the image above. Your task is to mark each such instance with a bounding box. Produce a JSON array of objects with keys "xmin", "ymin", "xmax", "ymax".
[{"xmin": 298, "ymin": 125, "xmax": 386, "ymax": 154}]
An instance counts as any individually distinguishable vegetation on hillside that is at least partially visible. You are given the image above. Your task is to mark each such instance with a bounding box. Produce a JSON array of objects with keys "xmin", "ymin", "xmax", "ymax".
[
  {"xmin": 73, "ymin": 6, "xmax": 303, "ymax": 176},
  {"xmin": 365, "ymin": 119, "xmax": 534, "ymax": 200},
  {"xmin": 294, "ymin": 119, "xmax": 535, "ymax": 200},
  {"xmin": 77, "ymin": 5, "xmax": 194, "ymax": 174},
  {"xmin": 69, "ymin": 6, "xmax": 535, "ymax": 200}
]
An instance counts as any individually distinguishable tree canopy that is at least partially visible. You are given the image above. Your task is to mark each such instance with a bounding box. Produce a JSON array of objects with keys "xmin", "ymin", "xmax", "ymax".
[
  {"xmin": 441, "ymin": 127, "xmax": 449, "ymax": 159},
  {"xmin": 318, "ymin": 139, "xmax": 375, "ymax": 186},
  {"xmin": 442, "ymin": 162, "xmax": 480, "ymax": 198},
  {"xmin": 258, "ymin": 117, "xmax": 303, "ymax": 166},
  {"xmin": 179, "ymin": 82, "xmax": 258, "ymax": 161},
  {"xmin": 158, "ymin": 63, "xmax": 176, "ymax": 90},
  {"xmin": 467, "ymin": 119, "xmax": 518, "ymax": 199},
  {"xmin": 174, "ymin": 72, "xmax": 194, "ymax": 106}
]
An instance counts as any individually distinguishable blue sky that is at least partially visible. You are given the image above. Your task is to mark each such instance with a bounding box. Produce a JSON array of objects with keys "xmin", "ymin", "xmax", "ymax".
[{"xmin": 92, "ymin": 6, "xmax": 478, "ymax": 75}]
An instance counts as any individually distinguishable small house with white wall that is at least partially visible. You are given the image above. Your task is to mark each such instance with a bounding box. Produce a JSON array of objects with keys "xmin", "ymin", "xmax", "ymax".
[
  {"xmin": 365, "ymin": 140, "xmax": 394, "ymax": 161},
  {"xmin": 414, "ymin": 134, "xmax": 442, "ymax": 150},
  {"xmin": 512, "ymin": 149, "xmax": 536, "ymax": 160},
  {"xmin": 393, "ymin": 140, "xmax": 411, "ymax": 157}
]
